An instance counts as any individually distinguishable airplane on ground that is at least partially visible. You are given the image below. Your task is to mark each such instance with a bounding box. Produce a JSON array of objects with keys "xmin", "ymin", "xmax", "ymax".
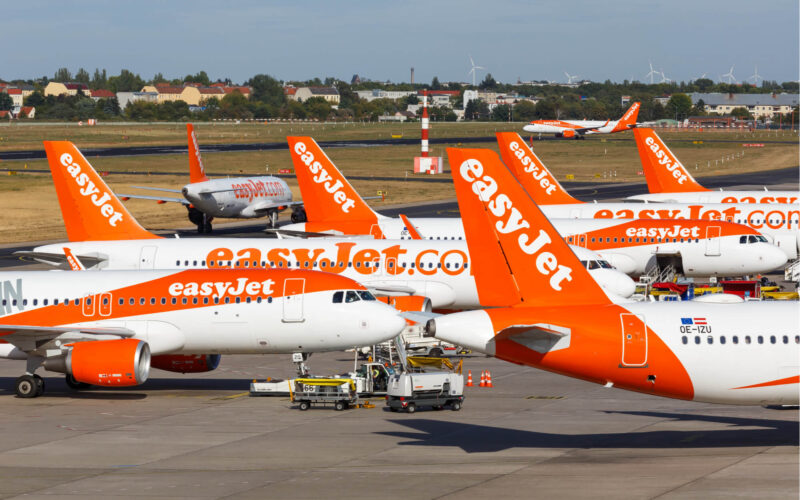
[
  {"xmin": 0, "ymin": 267, "xmax": 406, "ymax": 398},
  {"xmin": 280, "ymin": 136, "xmax": 787, "ymax": 276},
  {"xmin": 626, "ymin": 128, "xmax": 799, "ymax": 204},
  {"xmin": 521, "ymin": 102, "xmax": 640, "ymax": 139},
  {"xmin": 425, "ymin": 147, "xmax": 799, "ymax": 406},
  {"xmin": 495, "ymin": 132, "xmax": 800, "ymax": 260},
  {"xmin": 21, "ymin": 141, "xmax": 637, "ymax": 305},
  {"xmin": 118, "ymin": 124, "xmax": 301, "ymax": 233}
]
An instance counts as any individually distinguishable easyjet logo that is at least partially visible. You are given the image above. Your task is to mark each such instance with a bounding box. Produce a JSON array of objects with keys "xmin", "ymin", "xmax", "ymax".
[
  {"xmin": 644, "ymin": 136, "xmax": 687, "ymax": 184},
  {"xmin": 507, "ymin": 140, "xmax": 558, "ymax": 195},
  {"xmin": 189, "ymin": 129, "xmax": 205, "ymax": 176},
  {"xmin": 293, "ymin": 141, "xmax": 355, "ymax": 213},
  {"xmin": 625, "ymin": 225, "xmax": 701, "ymax": 239},
  {"xmin": 459, "ymin": 158, "xmax": 572, "ymax": 291},
  {"xmin": 721, "ymin": 195, "xmax": 798, "ymax": 204},
  {"xmin": 168, "ymin": 277, "xmax": 275, "ymax": 298},
  {"xmin": 60, "ymin": 152, "xmax": 124, "ymax": 226},
  {"xmin": 591, "ymin": 205, "xmax": 799, "ymax": 230},
  {"xmin": 622, "ymin": 102, "xmax": 639, "ymax": 121},
  {"xmin": 232, "ymin": 179, "xmax": 284, "ymax": 202}
]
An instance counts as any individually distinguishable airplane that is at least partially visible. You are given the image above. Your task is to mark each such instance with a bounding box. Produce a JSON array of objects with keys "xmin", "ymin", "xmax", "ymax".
[
  {"xmin": 21, "ymin": 141, "xmax": 637, "ymax": 305},
  {"xmin": 280, "ymin": 136, "xmax": 787, "ymax": 277},
  {"xmin": 425, "ymin": 147, "xmax": 799, "ymax": 406},
  {"xmin": 626, "ymin": 128, "xmax": 799, "ymax": 204},
  {"xmin": 495, "ymin": 132, "xmax": 800, "ymax": 260},
  {"xmin": 118, "ymin": 124, "xmax": 301, "ymax": 233},
  {"xmin": 522, "ymin": 102, "xmax": 640, "ymax": 139},
  {"xmin": 0, "ymin": 267, "xmax": 406, "ymax": 398}
]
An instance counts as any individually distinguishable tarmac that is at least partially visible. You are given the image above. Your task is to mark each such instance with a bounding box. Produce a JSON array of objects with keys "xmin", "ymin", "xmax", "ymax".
[{"xmin": 0, "ymin": 352, "xmax": 796, "ymax": 499}]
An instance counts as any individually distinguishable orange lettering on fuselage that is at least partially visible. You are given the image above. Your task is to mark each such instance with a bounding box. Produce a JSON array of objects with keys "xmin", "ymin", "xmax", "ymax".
[{"xmin": 591, "ymin": 205, "xmax": 799, "ymax": 229}]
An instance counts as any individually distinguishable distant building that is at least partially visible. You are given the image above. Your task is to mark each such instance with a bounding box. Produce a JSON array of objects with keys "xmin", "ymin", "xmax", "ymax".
[
  {"xmin": 223, "ymin": 86, "xmax": 251, "ymax": 98},
  {"xmin": 355, "ymin": 89, "xmax": 416, "ymax": 102},
  {"xmin": 689, "ymin": 92, "xmax": 799, "ymax": 118},
  {"xmin": 17, "ymin": 106, "xmax": 35, "ymax": 119},
  {"xmin": 116, "ymin": 91, "xmax": 158, "ymax": 111},
  {"xmin": 5, "ymin": 88, "xmax": 23, "ymax": 110},
  {"xmin": 687, "ymin": 115, "xmax": 735, "ymax": 128},
  {"xmin": 44, "ymin": 82, "xmax": 90, "ymax": 97},
  {"xmin": 199, "ymin": 86, "xmax": 225, "ymax": 102},
  {"xmin": 89, "ymin": 89, "xmax": 115, "ymax": 101},
  {"xmin": 141, "ymin": 85, "xmax": 202, "ymax": 106},
  {"xmin": 292, "ymin": 87, "xmax": 340, "ymax": 104},
  {"xmin": 652, "ymin": 95, "xmax": 671, "ymax": 106}
]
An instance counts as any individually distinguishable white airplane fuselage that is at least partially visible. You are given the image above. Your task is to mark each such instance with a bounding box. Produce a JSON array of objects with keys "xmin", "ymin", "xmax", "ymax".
[
  {"xmin": 183, "ymin": 176, "xmax": 292, "ymax": 219},
  {"xmin": 627, "ymin": 191, "xmax": 799, "ymax": 205}
]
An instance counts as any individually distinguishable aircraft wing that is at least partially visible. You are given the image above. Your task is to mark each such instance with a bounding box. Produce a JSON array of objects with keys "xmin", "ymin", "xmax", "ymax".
[
  {"xmin": 495, "ymin": 323, "xmax": 571, "ymax": 354},
  {"xmin": 250, "ymin": 200, "xmax": 304, "ymax": 215},
  {"xmin": 368, "ymin": 284, "xmax": 418, "ymax": 295},
  {"xmin": 575, "ymin": 120, "xmax": 611, "ymax": 134},
  {"xmin": 118, "ymin": 193, "xmax": 189, "ymax": 205},
  {"xmin": 0, "ymin": 325, "xmax": 136, "ymax": 351},
  {"xmin": 13, "ymin": 251, "xmax": 106, "ymax": 269},
  {"xmin": 265, "ymin": 228, "xmax": 350, "ymax": 238},
  {"xmin": 130, "ymin": 186, "xmax": 183, "ymax": 194}
]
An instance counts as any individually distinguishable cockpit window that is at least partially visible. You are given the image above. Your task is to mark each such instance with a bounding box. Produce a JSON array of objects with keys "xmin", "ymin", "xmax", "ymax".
[
  {"xmin": 357, "ymin": 290, "xmax": 376, "ymax": 301},
  {"xmin": 748, "ymin": 235, "xmax": 758, "ymax": 244},
  {"xmin": 332, "ymin": 291, "xmax": 343, "ymax": 303},
  {"xmin": 598, "ymin": 260, "xmax": 613, "ymax": 269},
  {"xmin": 345, "ymin": 291, "xmax": 360, "ymax": 303},
  {"xmin": 739, "ymin": 236, "xmax": 747, "ymax": 244},
  {"xmin": 756, "ymin": 235, "xmax": 768, "ymax": 243}
]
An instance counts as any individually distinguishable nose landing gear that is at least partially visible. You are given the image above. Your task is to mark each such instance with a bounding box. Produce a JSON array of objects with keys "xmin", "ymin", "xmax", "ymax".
[{"xmin": 188, "ymin": 207, "xmax": 213, "ymax": 234}]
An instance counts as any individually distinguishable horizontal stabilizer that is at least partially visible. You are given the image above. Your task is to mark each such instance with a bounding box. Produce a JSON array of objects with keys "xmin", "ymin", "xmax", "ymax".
[
  {"xmin": 13, "ymin": 251, "xmax": 106, "ymax": 269},
  {"xmin": 496, "ymin": 323, "xmax": 571, "ymax": 354},
  {"xmin": 118, "ymin": 193, "xmax": 189, "ymax": 205}
]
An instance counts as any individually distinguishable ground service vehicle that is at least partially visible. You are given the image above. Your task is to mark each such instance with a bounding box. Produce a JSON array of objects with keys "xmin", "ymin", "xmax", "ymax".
[{"xmin": 386, "ymin": 371, "xmax": 465, "ymax": 413}]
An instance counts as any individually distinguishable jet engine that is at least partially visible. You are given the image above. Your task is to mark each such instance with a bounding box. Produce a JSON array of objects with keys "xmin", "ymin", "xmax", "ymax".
[
  {"xmin": 45, "ymin": 339, "xmax": 150, "ymax": 387},
  {"xmin": 562, "ymin": 130, "xmax": 576, "ymax": 139},
  {"xmin": 151, "ymin": 354, "xmax": 222, "ymax": 373}
]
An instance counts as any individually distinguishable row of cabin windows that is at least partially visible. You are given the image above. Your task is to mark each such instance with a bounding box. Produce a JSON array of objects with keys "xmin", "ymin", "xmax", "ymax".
[
  {"xmin": 681, "ymin": 334, "xmax": 799, "ymax": 345},
  {"xmin": 1, "ymin": 296, "xmax": 274, "ymax": 307},
  {"xmin": 591, "ymin": 237, "xmax": 701, "ymax": 244},
  {"xmin": 177, "ymin": 259, "xmax": 468, "ymax": 270},
  {"xmin": 400, "ymin": 236, "xmax": 464, "ymax": 240}
]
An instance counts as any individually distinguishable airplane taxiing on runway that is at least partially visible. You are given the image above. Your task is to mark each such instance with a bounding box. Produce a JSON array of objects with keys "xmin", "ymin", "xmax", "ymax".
[
  {"xmin": 280, "ymin": 136, "xmax": 787, "ymax": 276},
  {"xmin": 522, "ymin": 101, "xmax": 640, "ymax": 139},
  {"xmin": 426, "ymin": 147, "xmax": 799, "ymax": 406},
  {"xmin": 626, "ymin": 128, "xmax": 799, "ymax": 204},
  {"xmin": 23, "ymin": 141, "xmax": 636, "ymax": 304},
  {"xmin": 118, "ymin": 124, "xmax": 302, "ymax": 233}
]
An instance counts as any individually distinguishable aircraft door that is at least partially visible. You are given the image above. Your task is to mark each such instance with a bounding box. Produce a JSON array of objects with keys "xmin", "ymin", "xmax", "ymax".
[
  {"xmin": 98, "ymin": 292, "xmax": 112, "ymax": 317},
  {"xmin": 705, "ymin": 226, "xmax": 721, "ymax": 256},
  {"xmin": 282, "ymin": 278, "xmax": 305, "ymax": 323},
  {"xmin": 81, "ymin": 294, "xmax": 95, "ymax": 317},
  {"xmin": 620, "ymin": 313, "xmax": 647, "ymax": 367},
  {"xmin": 139, "ymin": 246, "xmax": 158, "ymax": 269}
]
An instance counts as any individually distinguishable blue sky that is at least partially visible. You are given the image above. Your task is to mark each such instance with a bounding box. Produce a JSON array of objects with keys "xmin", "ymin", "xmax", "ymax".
[{"xmin": 3, "ymin": 1, "xmax": 798, "ymax": 85}]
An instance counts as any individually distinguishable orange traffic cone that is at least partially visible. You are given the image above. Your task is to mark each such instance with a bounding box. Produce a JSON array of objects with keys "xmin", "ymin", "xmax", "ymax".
[
  {"xmin": 466, "ymin": 370, "xmax": 474, "ymax": 387},
  {"xmin": 485, "ymin": 370, "xmax": 493, "ymax": 388},
  {"xmin": 479, "ymin": 370, "xmax": 486, "ymax": 387}
]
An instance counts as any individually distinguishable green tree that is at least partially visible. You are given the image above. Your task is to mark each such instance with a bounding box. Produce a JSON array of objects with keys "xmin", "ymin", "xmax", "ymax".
[
  {"xmin": 431, "ymin": 76, "xmax": 441, "ymax": 90},
  {"xmin": 303, "ymin": 96, "xmax": 332, "ymax": 121},
  {"xmin": 91, "ymin": 68, "xmax": 107, "ymax": 89},
  {"xmin": 491, "ymin": 104, "xmax": 511, "ymax": 121},
  {"xmin": 185, "ymin": 71, "xmax": 210, "ymax": 86},
  {"xmin": 479, "ymin": 73, "xmax": 497, "ymax": 90},
  {"xmin": 125, "ymin": 100, "xmax": 158, "ymax": 120},
  {"xmin": 152, "ymin": 72, "xmax": 168, "ymax": 84},
  {"xmin": 75, "ymin": 68, "xmax": 90, "ymax": 85},
  {"xmin": 284, "ymin": 100, "xmax": 306, "ymax": 119},
  {"xmin": 53, "ymin": 67, "xmax": 72, "ymax": 81},
  {"xmin": 730, "ymin": 107, "xmax": 752, "ymax": 119},
  {"xmin": 404, "ymin": 94, "xmax": 419, "ymax": 105},
  {"xmin": 464, "ymin": 99, "xmax": 489, "ymax": 120},
  {"xmin": 0, "ymin": 93, "xmax": 12, "ymax": 111},
  {"xmin": 109, "ymin": 69, "xmax": 145, "ymax": 92},
  {"xmin": 247, "ymin": 74, "xmax": 286, "ymax": 108},
  {"xmin": 103, "ymin": 97, "xmax": 120, "ymax": 116},
  {"xmin": 513, "ymin": 100, "xmax": 537, "ymax": 121},
  {"xmin": 690, "ymin": 98, "xmax": 706, "ymax": 116},
  {"xmin": 693, "ymin": 78, "xmax": 714, "ymax": 91},
  {"xmin": 23, "ymin": 91, "xmax": 44, "ymax": 107},
  {"xmin": 665, "ymin": 93, "xmax": 692, "ymax": 120}
]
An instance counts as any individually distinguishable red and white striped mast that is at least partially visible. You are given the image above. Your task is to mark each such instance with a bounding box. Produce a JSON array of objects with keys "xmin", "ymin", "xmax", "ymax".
[{"xmin": 420, "ymin": 89, "xmax": 429, "ymax": 157}]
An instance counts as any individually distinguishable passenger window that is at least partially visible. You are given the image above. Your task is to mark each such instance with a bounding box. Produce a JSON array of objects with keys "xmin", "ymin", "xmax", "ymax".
[
  {"xmin": 214, "ymin": 297, "xmax": 220, "ymax": 304},
  {"xmin": 707, "ymin": 336, "xmax": 713, "ymax": 344},
  {"xmin": 193, "ymin": 298, "xmax": 199, "ymax": 304},
  {"xmin": 745, "ymin": 336, "xmax": 751, "ymax": 344},
  {"xmin": 235, "ymin": 297, "xmax": 241, "ymax": 304},
  {"xmin": 171, "ymin": 298, "xmax": 177, "ymax": 305},
  {"xmin": 246, "ymin": 297, "xmax": 251, "ymax": 304},
  {"xmin": 345, "ymin": 291, "xmax": 360, "ymax": 303},
  {"xmin": 681, "ymin": 336, "xmax": 687, "ymax": 344},
  {"xmin": 150, "ymin": 298, "xmax": 155, "ymax": 305},
  {"xmin": 783, "ymin": 335, "xmax": 789, "ymax": 344},
  {"xmin": 732, "ymin": 335, "xmax": 738, "ymax": 344},
  {"xmin": 769, "ymin": 335, "xmax": 776, "ymax": 344},
  {"xmin": 333, "ymin": 291, "xmax": 343, "ymax": 303},
  {"xmin": 256, "ymin": 297, "xmax": 262, "ymax": 304},
  {"xmin": 203, "ymin": 297, "xmax": 209, "ymax": 304},
  {"xmin": 139, "ymin": 298, "xmax": 145, "ymax": 305},
  {"xmin": 757, "ymin": 336, "xmax": 763, "ymax": 344},
  {"xmin": 129, "ymin": 298, "xmax": 135, "ymax": 305},
  {"xmin": 33, "ymin": 299, "xmax": 37, "ymax": 306},
  {"xmin": 694, "ymin": 336, "xmax": 700, "ymax": 344},
  {"xmin": 182, "ymin": 298, "xmax": 188, "ymax": 304},
  {"xmin": 161, "ymin": 298, "xmax": 166, "ymax": 305},
  {"xmin": 720, "ymin": 336, "xmax": 726, "ymax": 344},
  {"xmin": 43, "ymin": 299, "xmax": 48, "ymax": 306},
  {"xmin": 224, "ymin": 297, "xmax": 230, "ymax": 304},
  {"xmin": 119, "ymin": 298, "xmax": 124, "ymax": 305},
  {"xmin": 268, "ymin": 297, "xmax": 273, "ymax": 303}
]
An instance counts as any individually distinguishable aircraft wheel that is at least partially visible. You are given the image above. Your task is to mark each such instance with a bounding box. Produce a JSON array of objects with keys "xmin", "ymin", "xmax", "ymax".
[
  {"xmin": 65, "ymin": 374, "xmax": 91, "ymax": 390},
  {"xmin": 203, "ymin": 222, "xmax": 213, "ymax": 233},
  {"xmin": 15, "ymin": 375, "xmax": 39, "ymax": 398}
]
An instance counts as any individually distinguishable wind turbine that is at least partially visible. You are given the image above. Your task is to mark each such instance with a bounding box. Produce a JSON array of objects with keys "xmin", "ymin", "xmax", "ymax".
[
  {"xmin": 468, "ymin": 54, "xmax": 486, "ymax": 87},
  {"xmin": 659, "ymin": 69, "xmax": 672, "ymax": 84},
  {"xmin": 564, "ymin": 71, "xmax": 579, "ymax": 84},
  {"xmin": 645, "ymin": 61, "xmax": 658, "ymax": 84},
  {"xmin": 748, "ymin": 65, "xmax": 762, "ymax": 86},
  {"xmin": 694, "ymin": 72, "xmax": 707, "ymax": 81},
  {"xmin": 720, "ymin": 65, "xmax": 737, "ymax": 84}
]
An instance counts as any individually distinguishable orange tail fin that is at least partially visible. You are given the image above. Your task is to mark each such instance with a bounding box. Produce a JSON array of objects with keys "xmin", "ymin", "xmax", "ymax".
[
  {"xmin": 286, "ymin": 136, "xmax": 382, "ymax": 222},
  {"xmin": 187, "ymin": 124, "xmax": 209, "ymax": 184},
  {"xmin": 44, "ymin": 141, "xmax": 161, "ymax": 241},
  {"xmin": 621, "ymin": 101, "xmax": 640, "ymax": 126},
  {"xmin": 633, "ymin": 128, "xmax": 708, "ymax": 193},
  {"xmin": 496, "ymin": 132, "xmax": 581, "ymax": 205},
  {"xmin": 447, "ymin": 148, "xmax": 610, "ymax": 307}
]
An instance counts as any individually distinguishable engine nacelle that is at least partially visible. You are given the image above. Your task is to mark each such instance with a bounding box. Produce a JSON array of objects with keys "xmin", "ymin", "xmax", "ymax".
[
  {"xmin": 562, "ymin": 129, "xmax": 576, "ymax": 138},
  {"xmin": 151, "ymin": 354, "xmax": 222, "ymax": 373},
  {"xmin": 66, "ymin": 339, "xmax": 150, "ymax": 387}
]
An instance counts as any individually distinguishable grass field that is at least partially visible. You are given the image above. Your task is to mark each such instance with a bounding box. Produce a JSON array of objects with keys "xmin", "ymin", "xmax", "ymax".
[{"xmin": 0, "ymin": 123, "xmax": 796, "ymax": 244}]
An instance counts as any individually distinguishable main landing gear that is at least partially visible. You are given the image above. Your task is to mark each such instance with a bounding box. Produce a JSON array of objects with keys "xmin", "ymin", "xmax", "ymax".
[
  {"xmin": 15, "ymin": 356, "xmax": 45, "ymax": 398},
  {"xmin": 290, "ymin": 207, "xmax": 307, "ymax": 224},
  {"xmin": 188, "ymin": 207, "xmax": 213, "ymax": 234}
]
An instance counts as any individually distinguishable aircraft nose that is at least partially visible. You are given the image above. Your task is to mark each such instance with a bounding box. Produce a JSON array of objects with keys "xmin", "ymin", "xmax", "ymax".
[
  {"xmin": 371, "ymin": 304, "xmax": 407, "ymax": 341},
  {"xmin": 758, "ymin": 243, "xmax": 788, "ymax": 271}
]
